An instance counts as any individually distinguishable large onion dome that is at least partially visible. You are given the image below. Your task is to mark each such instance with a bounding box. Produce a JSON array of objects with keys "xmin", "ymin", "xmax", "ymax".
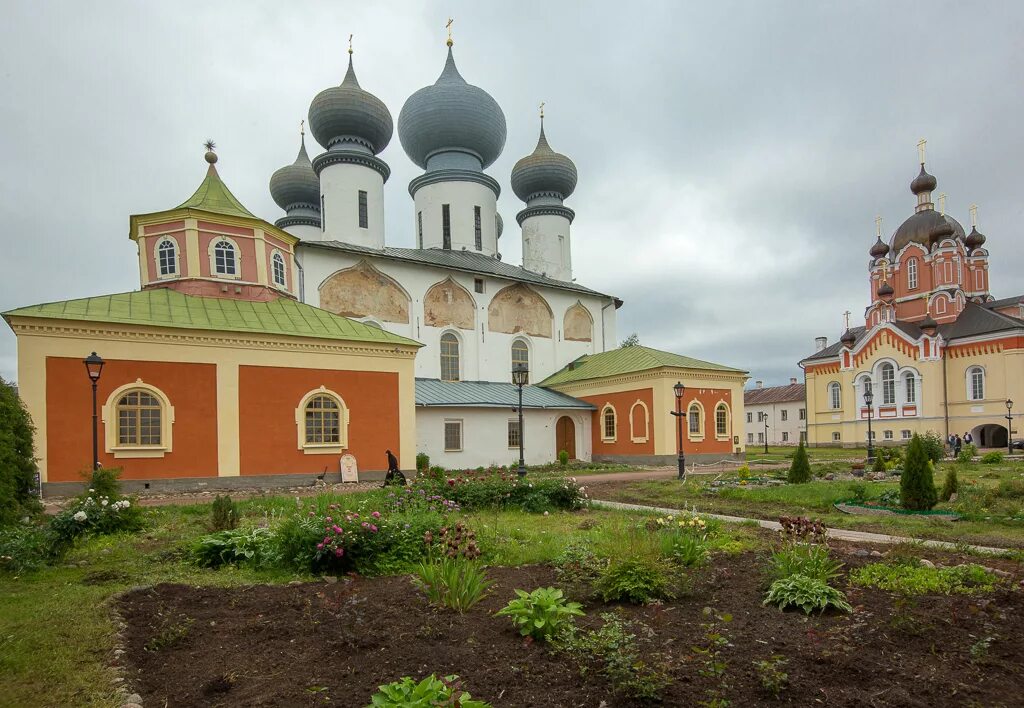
[
  {"xmin": 511, "ymin": 121, "xmax": 578, "ymax": 202},
  {"xmin": 308, "ymin": 56, "xmax": 393, "ymax": 154},
  {"xmin": 891, "ymin": 210, "xmax": 965, "ymax": 253},
  {"xmin": 910, "ymin": 164, "xmax": 937, "ymax": 194},
  {"xmin": 398, "ymin": 48, "xmax": 506, "ymax": 170},
  {"xmin": 269, "ymin": 133, "xmax": 319, "ymax": 211},
  {"xmin": 869, "ymin": 236, "xmax": 889, "ymax": 259},
  {"xmin": 929, "ymin": 217, "xmax": 955, "ymax": 244},
  {"xmin": 965, "ymin": 225, "xmax": 986, "ymax": 250}
]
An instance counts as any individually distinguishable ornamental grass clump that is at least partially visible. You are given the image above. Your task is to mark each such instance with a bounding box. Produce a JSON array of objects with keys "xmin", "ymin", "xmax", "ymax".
[
  {"xmin": 496, "ymin": 587, "xmax": 584, "ymax": 641},
  {"xmin": 652, "ymin": 513, "xmax": 711, "ymax": 567},
  {"xmin": 900, "ymin": 434, "xmax": 938, "ymax": 510},
  {"xmin": 768, "ymin": 544, "xmax": 843, "ymax": 584}
]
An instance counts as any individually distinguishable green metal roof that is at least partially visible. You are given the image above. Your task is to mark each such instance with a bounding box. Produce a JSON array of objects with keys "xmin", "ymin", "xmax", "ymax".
[
  {"xmin": 3, "ymin": 288, "xmax": 421, "ymax": 347},
  {"xmin": 416, "ymin": 378, "xmax": 594, "ymax": 409},
  {"xmin": 174, "ymin": 165, "xmax": 256, "ymax": 219},
  {"xmin": 540, "ymin": 345, "xmax": 746, "ymax": 387}
]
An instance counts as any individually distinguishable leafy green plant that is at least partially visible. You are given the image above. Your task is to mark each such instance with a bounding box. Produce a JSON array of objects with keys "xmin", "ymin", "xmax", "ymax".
[
  {"xmin": 919, "ymin": 431, "xmax": 945, "ymax": 464},
  {"xmin": 691, "ymin": 607, "xmax": 733, "ymax": 707},
  {"xmin": 415, "ymin": 452, "xmax": 430, "ymax": 472},
  {"xmin": 415, "ymin": 556, "xmax": 490, "ymax": 612},
  {"xmin": 144, "ymin": 614, "xmax": 195, "ymax": 652},
  {"xmin": 787, "ymin": 440, "xmax": 812, "ymax": 484},
  {"xmin": 872, "ymin": 454, "xmax": 886, "ymax": 473},
  {"xmin": 940, "ymin": 467, "xmax": 958, "ymax": 502},
  {"xmin": 368, "ymin": 674, "xmax": 491, "ymax": 708},
  {"xmin": 558, "ymin": 449, "xmax": 570, "ymax": 467},
  {"xmin": 957, "ymin": 443, "xmax": 978, "ymax": 464},
  {"xmin": 414, "ymin": 471, "xmax": 586, "ymax": 512},
  {"xmin": 753, "ymin": 655, "xmax": 789, "ymax": 699},
  {"xmin": 0, "ymin": 378, "xmax": 40, "ymax": 527},
  {"xmin": 969, "ymin": 636, "xmax": 994, "ymax": 664},
  {"xmin": 847, "ymin": 481, "xmax": 869, "ymax": 502},
  {"xmin": 878, "ymin": 489, "xmax": 901, "ymax": 507},
  {"xmin": 670, "ymin": 533, "xmax": 710, "ymax": 567},
  {"xmin": 900, "ymin": 434, "xmax": 938, "ymax": 510},
  {"xmin": 210, "ymin": 494, "xmax": 239, "ymax": 531},
  {"xmin": 191, "ymin": 527, "xmax": 274, "ymax": 568},
  {"xmin": 83, "ymin": 467, "xmax": 122, "ymax": 501},
  {"xmin": 981, "ymin": 451, "xmax": 1004, "ymax": 465},
  {"xmin": 554, "ymin": 540, "xmax": 606, "ymax": 588},
  {"xmin": 0, "ymin": 523, "xmax": 55, "ymax": 573},
  {"xmin": 767, "ymin": 544, "xmax": 843, "ymax": 584},
  {"xmin": 763, "ymin": 574, "xmax": 852, "ymax": 614},
  {"xmin": 597, "ymin": 558, "xmax": 674, "ymax": 604},
  {"xmin": 995, "ymin": 479, "xmax": 1024, "ymax": 499},
  {"xmin": 850, "ymin": 561, "xmax": 1001, "ymax": 595},
  {"xmin": 495, "ymin": 587, "xmax": 584, "ymax": 641},
  {"xmin": 737, "ymin": 464, "xmax": 751, "ymax": 482}
]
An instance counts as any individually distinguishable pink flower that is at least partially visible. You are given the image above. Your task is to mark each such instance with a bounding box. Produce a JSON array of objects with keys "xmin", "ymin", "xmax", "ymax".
[
  {"xmin": 316, "ymin": 543, "xmax": 324, "ymax": 550},
  {"xmin": 369, "ymin": 524, "xmax": 378, "ymax": 533},
  {"xmin": 308, "ymin": 511, "xmax": 315, "ymax": 517},
  {"xmin": 334, "ymin": 548, "xmax": 344, "ymax": 557},
  {"xmin": 333, "ymin": 525, "xmax": 343, "ymax": 534},
  {"xmin": 323, "ymin": 537, "xmax": 330, "ymax": 544},
  {"xmin": 325, "ymin": 517, "xmax": 333, "ymax": 523},
  {"xmin": 371, "ymin": 511, "xmax": 381, "ymax": 519},
  {"xmin": 361, "ymin": 522, "xmax": 369, "ymax": 529}
]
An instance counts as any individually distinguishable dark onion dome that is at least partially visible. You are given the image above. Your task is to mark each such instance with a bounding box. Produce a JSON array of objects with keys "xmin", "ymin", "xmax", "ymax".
[
  {"xmin": 269, "ymin": 133, "xmax": 319, "ymax": 211},
  {"xmin": 308, "ymin": 56, "xmax": 393, "ymax": 154},
  {"xmin": 890, "ymin": 210, "xmax": 965, "ymax": 253},
  {"xmin": 398, "ymin": 48, "xmax": 507, "ymax": 170},
  {"xmin": 910, "ymin": 164, "xmax": 937, "ymax": 194},
  {"xmin": 919, "ymin": 314, "xmax": 938, "ymax": 332},
  {"xmin": 929, "ymin": 217, "xmax": 955, "ymax": 243},
  {"xmin": 869, "ymin": 236, "xmax": 889, "ymax": 259},
  {"xmin": 877, "ymin": 281, "xmax": 894, "ymax": 298},
  {"xmin": 840, "ymin": 329, "xmax": 856, "ymax": 347},
  {"xmin": 965, "ymin": 225, "xmax": 987, "ymax": 250},
  {"xmin": 511, "ymin": 121, "xmax": 578, "ymax": 202},
  {"xmin": 495, "ymin": 212, "xmax": 504, "ymax": 238}
]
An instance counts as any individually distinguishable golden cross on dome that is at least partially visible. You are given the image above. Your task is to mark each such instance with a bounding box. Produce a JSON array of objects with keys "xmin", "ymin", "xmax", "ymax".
[
  {"xmin": 300, "ymin": 119, "xmax": 305, "ymax": 136},
  {"xmin": 938, "ymin": 192, "xmax": 947, "ymax": 215},
  {"xmin": 970, "ymin": 203, "xmax": 978, "ymax": 227},
  {"xmin": 539, "ymin": 101, "xmax": 545, "ymax": 119},
  {"xmin": 917, "ymin": 138, "xmax": 927, "ymax": 164},
  {"xmin": 879, "ymin": 260, "xmax": 890, "ymax": 282},
  {"xmin": 875, "ymin": 215, "xmax": 882, "ymax": 238},
  {"xmin": 446, "ymin": 17, "xmax": 454, "ymax": 46},
  {"xmin": 348, "ymin": 34, "xmax": 353, "ymax": 55},
  {"xmin": 843, "ymin": 311, "xmax": 851, "ymax": 330}
]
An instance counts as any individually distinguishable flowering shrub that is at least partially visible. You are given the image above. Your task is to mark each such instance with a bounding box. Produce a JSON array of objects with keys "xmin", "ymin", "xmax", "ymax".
[
  {"xmin": 651, "ymin": 513, "xmax": 712, "ymax": 567},
  {"xmin": 49, "ymin": 492, "xmax": 144, "ymax": 551},
  {"xmin": 414, "ymin": 469, "xmax": 587, "ymax": 513}
]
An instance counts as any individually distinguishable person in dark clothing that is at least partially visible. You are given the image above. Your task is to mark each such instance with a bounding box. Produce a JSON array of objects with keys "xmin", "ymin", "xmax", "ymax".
[
  {"xmin": 382, "ymin": 449, "xmax": 406, "ymax": 487},
  {"xmin": 953, "ymin": 434, "xmax": 962, "ymax": 457}
]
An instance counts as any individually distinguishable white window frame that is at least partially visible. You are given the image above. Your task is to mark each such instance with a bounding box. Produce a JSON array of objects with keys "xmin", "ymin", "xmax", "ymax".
[
  {"xmin": 880, "ymin": 363, "xmax": 896, "ymax": 405},
  {"xmin": 601, "ymin": 404, "xmax": 617, "ymax": 443},
  {"xmin": 904, "ymin": 374, "xmax": 916, "ymax": 404},
  {"xmin": 832, "ymin": 432, "xmax": 841, "ymax": 442},
  {"xmin": 747, "ymin": 433, "xmax": 754, "ymax": 444},
  {"xmin": 511, "ymin": 339, "xmax": 530, "ymax": 384},
  {"xmin": 209, "ymin": 236, "xmax": 241, "ymax": 278},
  {"xmin": 967, "ymin": 366, "xmax": 985, "ymax": 401},
  {"xmin": 714, "ymin": 402, "xmax": 730, "ymax": 440},
  {"xmin": 883, "ymin": 430, "xmax": 893, "ymax": 440},
  {"xmin": 901, "ymin": 430, "xmax": 912, "ymax": 440},
  {"xmin": 295, "ymin": 386, "xmax": 349, "ymax": 454},
  {"xmin": 782, "ymin": 431, "xmax": 789, "ymax": 442},
  {"xmin": 907, "ymin": 257, "xmax": 918, "ymax": 290},
  {"xmin": 271, "ymin": 250, "xmax": 287, "ymax": 288},
  {"xmin": 101, "ymin": 380, "xmax": 175, "ymax": 459},
  {"xmin": 828, "ymin": 382, "xmax": 841, "ymax": 410},
  {"xmin": 507, "ymin": 419, "xmax": 521, "ymax": 449},
  {"xmin": 155, "ymin": 236, "xmax": 179, "ymax": 278},
  {"xmin": 687, "ymin": 401, "xmax": 705, "ymax": 441},
  {"xmin": 440, "ymin": 331, "xmax": 461, "ymax": 382}
]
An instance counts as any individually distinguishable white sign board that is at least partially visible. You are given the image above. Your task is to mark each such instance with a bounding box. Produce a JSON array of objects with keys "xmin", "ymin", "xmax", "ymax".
[{"xmin": 339, "ymin": 454, "xmax": 359, "ymax": 483}]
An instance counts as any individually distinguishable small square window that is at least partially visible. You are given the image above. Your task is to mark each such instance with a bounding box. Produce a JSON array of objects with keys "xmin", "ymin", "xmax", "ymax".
[
  {"xmin": 901, "ymin": 430, "xmax": 911, "ymax": 440},
  {"xmin": 883, "ymin": 430, "xmax": 893, "ymax": 440},
  {"xmin": 474, "ymin": 278, "xmax": 484, "ymax": 294},
  {"xmin": 832, "ymin": 432, "xmax": 841, "ymax": 442},
  {"xmin": 747, "ymin": 433, "xmax": 754, "ymax": 444},
  {"xmin": 782, "ymin": 431, "xmax": 789, "ymax": 442},
  {"xmin": 444, "ymin": 420, "xmax": 462, "ymax": 451}
]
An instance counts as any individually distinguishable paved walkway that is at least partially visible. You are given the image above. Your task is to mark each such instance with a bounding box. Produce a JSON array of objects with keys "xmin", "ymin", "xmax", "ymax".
[{"xmin": 591, "ymin": 499, "xmax": 1014, "ymax": 555}]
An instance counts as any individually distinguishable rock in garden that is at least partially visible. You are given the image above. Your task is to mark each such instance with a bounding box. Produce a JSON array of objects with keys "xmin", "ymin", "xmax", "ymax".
[
  {"xmin": 920, "ymin": 559, "xmax": 935, "ymax": 568},
  {"xmin": 287, "ymin": 580, "xmax": 303, "ymax": 587},
  {"xmin": 323, "ymin": 576, "xmax": 338, "ymax": 584},
  {"xmin": 125, "ymin": 694, "xmax": 143, "ymax": 704},
  {"xmin": 948, "ymin": 493, "xmax": 958, "ymax": 502},
  {"xmin": 851, "ymin": 468, "xmax": 865, "ymax": 477},
  {"xmin": 853, "ymin": 549, "xmax": 870, "ymax": 557},
  {"xmin": 984, "ymin": 567, "xmax": 1012, "ymax": 578},
  {"xmin": 870, "ymin": 550, "xmax": 884, "ymax": 557},
  {"xmin": 825, "ymin": 473, "xmax": 836, "ymax": 480}
]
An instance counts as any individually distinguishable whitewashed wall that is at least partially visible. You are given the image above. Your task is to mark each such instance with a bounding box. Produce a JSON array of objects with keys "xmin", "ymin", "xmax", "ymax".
[
  {"xmin": 743, "ymin": 401, "xmax": 807, "ymax": 446},
  {"xmin": 319, "ymin": 162, "xmax": 386, "ymax": 248},
  {"xmin": 522, "ymin": 212, "xmax": 572, "ymax": 282},
  {"xmin": 414, "ymin": 181, "xmax": 498, "ymax": 256},
  {"xmin": 416, "ymin": 406, "xmax": 593, "ymax": 469}
]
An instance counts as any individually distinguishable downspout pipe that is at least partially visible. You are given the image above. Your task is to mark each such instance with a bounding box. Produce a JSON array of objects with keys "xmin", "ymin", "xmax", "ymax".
[{"xmin": 941, "ymin": 337, "xmax": 949, "ymax": 440}]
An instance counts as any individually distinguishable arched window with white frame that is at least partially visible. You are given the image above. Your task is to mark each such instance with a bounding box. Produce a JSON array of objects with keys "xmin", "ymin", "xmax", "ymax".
[
  {"xmin": 715, "ymin": 402, "xmax": 730, "ymax": 438},
  {"xmin": 101, "ymin": 381, "xmax": 175, "ymax": 458},
  {"xmin": 907, "ymin": 257, "xmax": 918, "ymax": 290},
  {"xmin": 601, "ymin": 404, "xmax": 617, "ymax": 442},
  {"xmin": 828, "ymin": 382, "xmax": 841, "ymax": 410},
  {"xmin": 880, "ymin": 363, "xmax": 896, "ymax": 405},
  {"xmin": 156, "ymin": 237, "xmax": 178, "ymax": 277},
  {"xmin": 688, "ymin": 401, "xmax": 704, "ymax": 439},
  {"xmin": 271, "ymin": 250, "xmax": 287, "ymax": 288},
  {"xmin": 967, "ymin": 366, "xmax": 985, "ymax": 401},
  {"xmin": 440, "ymin": 332, "xmax": 460, "ymax": 382},
  {"xmin": 511, "ymin": 339, "xmax": 529, "ymax": 384},
  {"xmin": 211, "ymin": 238, "xmax": 238, "ymax": 277},
  {"xmin": 295, "ymin": 387, "xmax": 349, "ymax": 452}
]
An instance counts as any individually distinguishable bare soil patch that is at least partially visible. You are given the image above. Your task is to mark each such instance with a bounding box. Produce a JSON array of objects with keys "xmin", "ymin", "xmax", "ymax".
[{"xmin": 117, "ymin": 546, "xmax": 1024, "ymax": 707}]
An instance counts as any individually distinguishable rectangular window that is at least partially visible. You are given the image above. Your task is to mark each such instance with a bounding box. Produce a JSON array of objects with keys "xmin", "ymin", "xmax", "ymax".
[
  {"xmin": 507, "ymin": 419, "xmax": 521, "ymax": 448},
  {"xmin": 689, "ymin": 409, "xmax": 700, "ymax": 434},
  {"xmin": 902, "ymin": 429, "xmax": 912, "ymax": 440},
  {"xmin": 442, "ymin": 204, "xmax": 451, "ymax": 249},
  {"xmin": 943, "ymin": 261, "xmax": 952, "ymax": 283},
  {"xmin": 884, "ymin": 430, "xmax": 893, "ymax": 440},
  {"xmin": 474, "ymin": 206, "xmax": 482, "ymax": 250},
  {"xmin": 747, "ymin": 433, "xmax": 754, "ymax": 444},
  {"xmin": 782, "ymin": 432, "xmax": 789, "ymax": 442},
  {"xmin": 358, "ymin": 190, "xmax": 368, "ymax": 229},
  {"xmin": 905, "ymin": 376, "xmax": 916, "ymax": 404},
  {"xmin": 832, "ymin": 432, "xmax": 841, "ymax": 442},
  {"xmin": 757, "ymin": 432, "xmax": 764, "ymax": 443},
  {"xmin": 474, "ymin": 278, "xmax": 484, "ymax": 294},
  {"xmin": 444, "ymin": 420, "xmax": 462, "ymax": 451},
  {"xmin": 781, "ymin": 410, "xmax": 788, "ymax": 422},
  {"xmin": 799, "ymin": 408, "xmax": 806, "ymax": 420},
  {"xmin": 868, "ymin": 431, "xmax": 876, "ymax": 440},
  {"xmin": 908, "ymin": 258, "xmax": 918, "ymax": 290},
  {"xmin": 746, "ymin": 412, "xmax": 752, "ymax": 423},
  {"xmin": 417, "ymin": 211, "xmax": 423, "ymax": 248}
]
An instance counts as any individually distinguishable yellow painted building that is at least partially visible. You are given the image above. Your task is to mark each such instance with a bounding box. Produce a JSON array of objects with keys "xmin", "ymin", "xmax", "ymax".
[{"xmin": 801, "ymin": 149, "xmax": 1024, "ymax": 448}]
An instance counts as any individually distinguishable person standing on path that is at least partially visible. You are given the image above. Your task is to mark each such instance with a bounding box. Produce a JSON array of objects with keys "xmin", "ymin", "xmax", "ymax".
[{"xmin": 382, "ymin": 449, "xmax": 406, "ymax": 487}]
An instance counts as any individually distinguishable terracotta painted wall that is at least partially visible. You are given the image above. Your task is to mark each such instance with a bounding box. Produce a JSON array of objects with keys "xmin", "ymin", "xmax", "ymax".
[
  {"xmin": 198, "ymin": 225, "xmax": 256, "ymax": 280},
  {"xmin": 682, "ymin": 388, "xmax": 735, "ymax": 454},
  {"xmin": 45, "ymin": 357, "xmax": 218, "ymax": 482},
  {"xmin": 583, "ymin": 387, "xmax": 655, "ymax": 455},
  {"xmin": 237, "ymin": 366, "xmax": 401, "ymax": 475}
]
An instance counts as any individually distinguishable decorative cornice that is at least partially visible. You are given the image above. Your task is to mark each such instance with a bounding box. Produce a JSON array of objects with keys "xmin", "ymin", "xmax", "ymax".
[
  {"xmin": 275, "ymin": 214, "xmax": 322, "ymax": 229},
  {"xmin": 408, "ymin": 169, "xmax": 501, "ymax": 199},
  {"xmin": 516, "ymin": 204, "xmax": 576, "ymax": 226},
  {"xmin": 312, "ymin": 150, "xmax": 391, "ymax": 182},
  {"xmin": 523, "ymin": 190, "xmax": 566, "ymax": 203},
  {"xmin": 546, "ymin": 366, "xmax": 745, "ymax": 394}
]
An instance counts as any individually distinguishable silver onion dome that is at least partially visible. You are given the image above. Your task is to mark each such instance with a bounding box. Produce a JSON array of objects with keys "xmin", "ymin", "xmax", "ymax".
[
  {"xmin": 308, "ymin": 56, "xmax": 393, "ymax": 154},
  {"xmin": 269, "ymin": 133, "xmax": 319, "ymax": 211},
  {"xmin": 398, "ymin": 47, "xmax": 506, "ymax": 170},
  {"xmin": 511, "ymin": 121, "xmax": 578, "ymax": 202}
]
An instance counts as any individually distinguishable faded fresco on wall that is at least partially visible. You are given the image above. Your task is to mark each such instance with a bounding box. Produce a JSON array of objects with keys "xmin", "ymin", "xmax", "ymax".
[
  {"xmin": 487, "ymin": 283, "xmax": 553, "ymax": 338},
  {"xmin": 423, "ymin": 277, "xmax": 476, "ymax": 330},
  {"xmin": 318, "ymin": 260, "xmax": 410, "ymax": 324},
  {"xmin": 563, "ymin": 301, "xmax": 594, "ymax": 342}
]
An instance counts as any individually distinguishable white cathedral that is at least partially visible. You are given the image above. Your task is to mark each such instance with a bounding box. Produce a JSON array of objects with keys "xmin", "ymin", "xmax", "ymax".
[{"xmin": 267, "ymin": 39, "xmax": 621, "ymax": 468}]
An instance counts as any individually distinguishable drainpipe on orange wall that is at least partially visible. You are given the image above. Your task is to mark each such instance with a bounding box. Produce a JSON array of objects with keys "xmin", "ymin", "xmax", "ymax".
[{"xmin": 941, "ymin": 338, "xmax": 950, "ymax": 440}]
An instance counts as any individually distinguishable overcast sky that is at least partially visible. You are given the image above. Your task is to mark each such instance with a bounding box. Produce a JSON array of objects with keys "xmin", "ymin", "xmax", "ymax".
[{"xmin": 2, "ymin": 1, "xmax": 1022, "ymax": 387}]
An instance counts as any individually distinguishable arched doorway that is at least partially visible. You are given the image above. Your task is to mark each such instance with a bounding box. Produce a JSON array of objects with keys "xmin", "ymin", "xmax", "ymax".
[
  {"xmin": 555, "ymin": 416, "xmax": 576, "ymax": 460},
  {"xmin": 970, "ymin": 424, "xmax": 1008, "ymax": 449}
]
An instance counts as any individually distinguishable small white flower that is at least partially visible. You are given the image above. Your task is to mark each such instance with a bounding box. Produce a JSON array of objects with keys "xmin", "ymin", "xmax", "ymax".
[
  {"xmin": 543, "ymin": 511, "xmax": 549, "ymax": 516},
  {"xmin": 88, "ymin": 488, "xmax": 95, "ymax": 493},
  {"xmin": 73, "ymin": 511, "xmax": 88, "ymax": 522},
  {"xmin": 101, "ymin": 499, "xmax": 109, "ymax": 507}
]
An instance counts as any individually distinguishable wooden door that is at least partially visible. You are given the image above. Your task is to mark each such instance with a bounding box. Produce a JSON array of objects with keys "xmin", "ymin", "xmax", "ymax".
[{"xmin": 556, "ymin": 416, "xmax": 576, "ymax": 460}]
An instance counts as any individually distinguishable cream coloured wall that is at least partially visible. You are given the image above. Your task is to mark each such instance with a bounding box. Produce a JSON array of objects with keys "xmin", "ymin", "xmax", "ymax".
[{"xmin": 10, "ymin": 317, "xmax": 419, "ymax": 482}]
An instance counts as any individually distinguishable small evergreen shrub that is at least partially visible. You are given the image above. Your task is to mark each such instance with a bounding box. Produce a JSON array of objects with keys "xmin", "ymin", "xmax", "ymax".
[
  {"xmin": 210, "ymin": 495, "xmax": 239, "ymax": 531},
  {"xmin": 0, "ymin": 378, "xmax": 41, "ymax": 527},
  {"xmin": 763, "ymin": 574, "xmax": 852, "ymax": 614},
  {"xmin": 83, "ymin": 467, "xmax": 122, "ymax": 501},
  {"xmin": 415, "ymin": 452, "xmax": 430, "ymax": 472},
  {"xmin": 495, "ymin": 587, "xmax": 584, "ymax": 641},
  {"xmin": 369, "ymin": 675, "xmax": 491, "ymax": 708},
  {"xmin": 940, "ymin": 467, "xmax": 959, "ymax": 502},
  {"xmin": 872, "ymin": 454, "xmax": 887, "ymax": 473},
  {"xmin": 558, "ymin": 449, "xmax": 570, "ymax": 467},
  {"xmin": 787, "ymin": 440, "xmax": 812, "ymax": 484},
  {"xmin": 900, "ymin": 434, "xmax": 938, "ymax": 510},
  {"xmin": 981, "ymin": 451, "xmax": 1004, "ymax": 465},
  {"xmin": 597, "ymin": 558, "xmax": 674, "ymax": 604}
]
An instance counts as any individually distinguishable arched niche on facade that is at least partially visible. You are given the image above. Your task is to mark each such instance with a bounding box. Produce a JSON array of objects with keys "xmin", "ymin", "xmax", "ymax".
[
  {"xmin": 563, "ymin": 301, "xmax": 594, "ymax": 342},
  {"xmin": 423, "ymin": 277, "xmax": 476, "ymax": 330},
  {"xmin": 318, "ymin": 260, "xmax": 410, "ymax": 324},
  {"xmin": 487, "ymin": 283, "xmax": 553, "ymax": 338}
]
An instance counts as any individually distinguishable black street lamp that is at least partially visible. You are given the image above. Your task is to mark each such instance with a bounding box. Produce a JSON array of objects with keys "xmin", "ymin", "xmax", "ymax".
[
  {"xmin": 864, "ymin": 386, "xmax": 875, "ymax": 461},
  {"xmin": 763, "ymin": 414, "xmax": 769, "ymax": 455},
  {"xmin": 1006, "ymin": 399, "xmax": 1014, "ymax": 456},
  {"xmin": 512, "ymin": 362, "xmax": 529, "ymax": 477},
  {"xmin": 670, "ymin": 381, "xmax": 686, "ymax": 481},
  {"xmin": 83, "ymin": 352, "xmax": 105, "ymax": 472}
]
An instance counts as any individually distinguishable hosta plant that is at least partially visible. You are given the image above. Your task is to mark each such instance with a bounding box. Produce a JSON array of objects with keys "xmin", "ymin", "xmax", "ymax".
[
  {"xmin": 368, "ymin": 674, "xmax": 491, "ymax": 708},
  {"xmin": 763, "ymin": 573, "xmax": 852, "ymax": 614},
  {"xmin": 495, "ymin": 587, "xmax": 584, "ymax": 641}
]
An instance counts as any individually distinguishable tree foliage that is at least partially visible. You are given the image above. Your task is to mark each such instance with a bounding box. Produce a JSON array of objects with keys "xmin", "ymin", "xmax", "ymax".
[
  {"xmin": 618, "ymin": 333, "xmax": 640, "ymax": 348},
  {"xmin": 787, "ymin": 439, "xmax": 812, "ymax": 484},
  {"xmin": 0, "ymin": 378, "xmax": 40, "ymax": 525},
  {"xmin": 900, "ymin": 434, "xmax": 938, "ymax": 510}
]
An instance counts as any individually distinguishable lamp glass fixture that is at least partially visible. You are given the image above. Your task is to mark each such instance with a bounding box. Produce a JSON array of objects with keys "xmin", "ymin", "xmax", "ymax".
[
  {"xmin": 673, "ymin": 381, "xmax": 685, "ymax": 399},
  {"xmin": 83, "ymin": 352, "xmax": 105, "ymax": 382}
]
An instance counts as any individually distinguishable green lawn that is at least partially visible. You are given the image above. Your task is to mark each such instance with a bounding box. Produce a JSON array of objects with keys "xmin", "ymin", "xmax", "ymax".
[{"xmin": 744, "ymin": 445, "xmax": 869, "ymax": 464}]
